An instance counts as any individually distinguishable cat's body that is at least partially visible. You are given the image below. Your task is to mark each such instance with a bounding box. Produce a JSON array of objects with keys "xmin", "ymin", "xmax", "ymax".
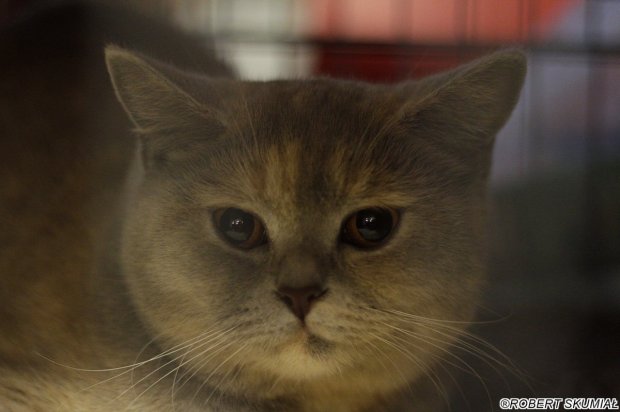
[{"xmin": 0, "ymin": 3, "xmax": 526, "ymax": 411}]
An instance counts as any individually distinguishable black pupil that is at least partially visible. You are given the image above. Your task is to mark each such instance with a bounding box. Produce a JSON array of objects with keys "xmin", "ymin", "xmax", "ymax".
[
  {"xmin": 220, "ymin": 208, "xmax": 254, "ymax": 243},
  {"xmin": 356, "ymin": 209, "xmax": 392, "ymax": 242}
]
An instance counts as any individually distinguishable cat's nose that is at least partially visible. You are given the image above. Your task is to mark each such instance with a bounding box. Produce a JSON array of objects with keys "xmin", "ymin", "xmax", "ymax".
[{"xmin": 276, "ymin": 285, "xmax": 327, "ymax": 322}]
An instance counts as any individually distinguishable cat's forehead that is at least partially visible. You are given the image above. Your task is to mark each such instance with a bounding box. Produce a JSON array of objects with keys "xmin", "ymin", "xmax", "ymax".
[
  {"xmin": 243, "ymin": 79, "xmax": 405, "ymax": 134},
  {"xmin": 236, "ymin": 79, "xmax": 414, "ymax": 168},
  {"xmin": 195, "ymin": 80, "xmax": 422, "ymax": 213}
]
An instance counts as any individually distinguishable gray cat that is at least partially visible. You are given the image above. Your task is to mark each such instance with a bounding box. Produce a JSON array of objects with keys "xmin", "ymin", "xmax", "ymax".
[{"xmin": 0, "ymin": 4, "xmax": 525, "ymax": 411}]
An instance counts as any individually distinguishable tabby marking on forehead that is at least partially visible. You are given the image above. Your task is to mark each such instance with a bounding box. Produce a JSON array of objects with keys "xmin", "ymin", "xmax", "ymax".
[{"xmin": 261, "ymin": 141, "xmax": 302, "ymax": 212}]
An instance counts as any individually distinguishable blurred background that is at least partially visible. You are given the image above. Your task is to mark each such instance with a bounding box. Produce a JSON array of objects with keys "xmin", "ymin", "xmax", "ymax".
[{"xmin": 2, "ymin": 0, "xmax": 619, "ymax": 409}]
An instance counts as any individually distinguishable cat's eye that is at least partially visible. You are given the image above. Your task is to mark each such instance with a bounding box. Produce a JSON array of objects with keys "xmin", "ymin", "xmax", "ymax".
[
  {"xmin": 213, "ymin": 208, "xmax": 267, "ymax": 249},
  {"xmin": 342, "ymin": 207, "xmax": 399, "ymax": 248}
]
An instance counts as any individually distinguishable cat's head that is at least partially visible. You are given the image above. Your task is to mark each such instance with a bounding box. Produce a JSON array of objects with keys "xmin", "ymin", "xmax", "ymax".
[{"xmin": 106, "ymin": 46, "xmax": 525, "ymax": 398}]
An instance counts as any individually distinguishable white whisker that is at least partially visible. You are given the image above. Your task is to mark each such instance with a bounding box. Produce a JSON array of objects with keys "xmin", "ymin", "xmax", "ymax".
[
  {"xmin": 384, "ymin": 323, "xmax": 491, "ymax": 410},
  {"xmin": 357, "ymin": 335, "xmax": 413, "ymax": 396},
  {"xmin": 367, "ymin": 331, "xmax": 451, "ymax": 408},
  {"xmin": 170, "ymin": 336, "xmax": 237, "ymax": 397},
  {"xmin": 121, "ymin": 325, "xmax": 239, "ymax": 410},
  {"xmin": 198, "ymin": 342, "xmax": 249, "ymax": 406},
  {"xmin": 202, "ymin": 346, "xmax": 247, "ymax": 407},
  {"xmin": 80, "ymin": 326, "xmax": 235, "ymax": 393}
]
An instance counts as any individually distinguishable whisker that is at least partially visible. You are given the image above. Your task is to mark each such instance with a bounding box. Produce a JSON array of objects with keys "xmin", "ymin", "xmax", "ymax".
[
  {"xmin": 423, "ymin": 325, "xmax": 518, "ymax": 389},
  {"xmin": 371, "ymin": 307, "xmax": 510, "ymax": 326},
  {"xmin": 367, "ymin": 331, "xmax": 451, "ymax": 408},
  {"xmin": 369, "ymin": 306, "xmax": 532, "ymax": 386},
  {"xmin": 402, "ymin": 318, "xmax": 531, "ymax": 387},
  {"xmin": 202, "ymin": 345, "xmax": 247, "ymax": 407},
  {"xmin": 384, "ymin": 323, "xmax": 491, "ymax": 411},
  {"xmin": 170, "ymin": 348, "xmax": 190, "ymax": 412},
  {"xmin": 213, "ymin": 360, "xmax": 243, "ymax": 406},
  {"xmin": 80, "ymin": 326, "xmax": 234, "ymax": 393},
  {"xmin": 430, "ymin": 350, "xmax": 472, "ymax": 412},
  {"xmin": 121, "ymin": 326, "xmax": 239, "ymax": 409},
  {"xmin": 357, "ymin": 334, "xmax": 415, "ymax": 399},
  {"xmin": 37, "ymin": 327, "xmax": 223, "ymax": 375},
  {"xmin": 385, "ymin": 323, "xmax": 493, "ymax": 377},
  {"xmin": 121, "ymin": 339, "xmax": 217, "ymax": 407},
  {"xmin": 371, "ymin": 305, "xmax": 535, "ymax": 405},
  {"xmin": 170, "ymin": 336, "xmax": 237, "ymax": 396},
  {"xmin": 127, "ymin": 334, "xmax": 161, "ymax": 390},
  {"xmin": 198, "ymin": 342, "xmax": 249, "ymax": 406}
]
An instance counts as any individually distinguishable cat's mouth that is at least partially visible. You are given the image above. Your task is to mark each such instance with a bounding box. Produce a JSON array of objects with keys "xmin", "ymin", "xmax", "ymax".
[
  {"xmin": 287, "ymin": 326, "xmax": 332, "ymax": 357},
  {"xmin": 304, "ymin": 332, "xmax": 331, "ymax": 356},
  {"xmin": 267, "ymin": 328, "xmax": 338, "ymax": 379}
]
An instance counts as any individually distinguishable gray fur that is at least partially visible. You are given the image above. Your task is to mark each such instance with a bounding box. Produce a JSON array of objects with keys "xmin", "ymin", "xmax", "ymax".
[{"xmin": 103, "ymin": 47, "xmax": 525, "ymax": 411}]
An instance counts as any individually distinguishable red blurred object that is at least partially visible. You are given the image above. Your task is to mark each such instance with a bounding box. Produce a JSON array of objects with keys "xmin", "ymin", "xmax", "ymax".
[{"xmin": 308, "ymin": 0, "xmax": 581, "ymax": 81}]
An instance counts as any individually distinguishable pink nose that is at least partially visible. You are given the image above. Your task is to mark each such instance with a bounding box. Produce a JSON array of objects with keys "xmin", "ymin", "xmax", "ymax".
[{"xmin": 276, "ymin": 285, "xmax": 327, "ymax": 322}]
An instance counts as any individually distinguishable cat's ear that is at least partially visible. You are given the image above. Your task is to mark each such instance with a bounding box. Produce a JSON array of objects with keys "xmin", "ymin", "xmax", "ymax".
[
  {"xmin": 105, "ymin": 45, "xmax": 218, "ymax": 136},
  {"xmin": 105, "ymin": 45, "xmax": 230, "ymax": 169},
  {"xmin": 401, "ymin": 50, "xmax": 526, "ymax": 151}
]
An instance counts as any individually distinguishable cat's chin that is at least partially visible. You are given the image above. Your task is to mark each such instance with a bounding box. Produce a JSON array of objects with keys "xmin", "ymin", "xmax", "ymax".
[{"xmin": 261, "ymin": 328, "xmax": 340, "ymax": 380}]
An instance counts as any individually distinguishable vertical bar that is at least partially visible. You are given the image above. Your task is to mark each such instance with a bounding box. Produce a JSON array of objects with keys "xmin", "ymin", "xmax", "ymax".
[
  {"xmin": 583, "ymin": 0, "xmax": 607, "ymax": 275},
  {"xmin": 469, "ymin": 0, "xmax": 477, "ymax": 43},
  {"xmin": 455, "ymin": 0, "xmax": 469, "ymax": 64},
  {"xmin": 517, "ymin": 0, "xmax": 526, "ymax": 43},
  {"xmin": 526, "ymin": 0, "xmax": 542, "ymax": 176}
]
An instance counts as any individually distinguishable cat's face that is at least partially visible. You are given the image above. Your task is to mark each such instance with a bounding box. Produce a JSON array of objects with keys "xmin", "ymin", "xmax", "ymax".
[{"xmin": 107, "ymin": 47, "xmax": 525, "ymax": 396}]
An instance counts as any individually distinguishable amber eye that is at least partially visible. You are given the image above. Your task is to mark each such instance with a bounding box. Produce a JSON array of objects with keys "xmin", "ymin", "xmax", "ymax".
[
  {"xmin": 213, "ymin": 208, "xmax": 267, "ymax": 249},
  {"xmin": 342, "ymin": 208, "xmax": 399, "ymax": 248}
]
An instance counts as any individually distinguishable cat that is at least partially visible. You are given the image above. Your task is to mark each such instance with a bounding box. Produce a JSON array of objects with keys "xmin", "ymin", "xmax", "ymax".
[{"xmin": 0, "ymin": 3, "xmax": 526, "ymax": 411}]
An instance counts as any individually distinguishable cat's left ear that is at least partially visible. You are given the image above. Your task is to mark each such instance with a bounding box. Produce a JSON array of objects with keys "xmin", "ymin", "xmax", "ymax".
[{"xmin": 400, "ymin": 50, "xmax": 526, "ymax": 151}]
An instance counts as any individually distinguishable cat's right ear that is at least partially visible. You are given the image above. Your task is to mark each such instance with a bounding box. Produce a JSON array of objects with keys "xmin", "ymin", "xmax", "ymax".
[
  {"xmin": 105, "ymin": 45, "xmax": 223, "ymax": 135},
  {"xmin": 105, "ymin": 46, "xmax": 227, "ymax": 168}
]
